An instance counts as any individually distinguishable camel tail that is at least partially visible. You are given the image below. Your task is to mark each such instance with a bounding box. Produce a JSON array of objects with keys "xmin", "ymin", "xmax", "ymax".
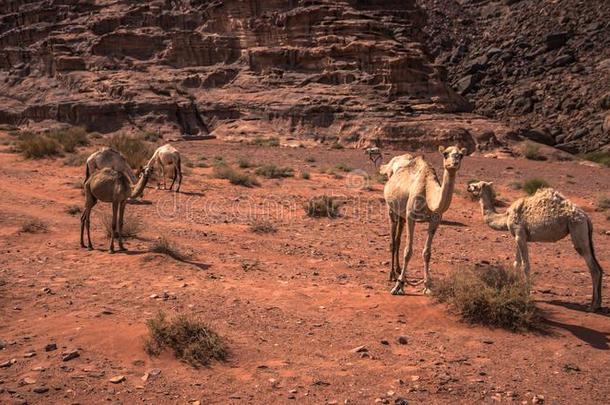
[
  {"xmin": 85, "ymin": 164, "xmax": 90, "ymax": 182},
  {"xmin": 587, "ymin": 218, "xmax": 604, "ymax": 275}
]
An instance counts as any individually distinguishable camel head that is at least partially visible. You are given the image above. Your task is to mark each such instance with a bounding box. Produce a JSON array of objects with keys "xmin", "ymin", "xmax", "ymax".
[
  {"xmin": 466, "ymin": 181, "xmax": 493, "ymax": 199},
  {"xmin": 438, "ymin": 145, "xmax": 467, "ymax": 171}
]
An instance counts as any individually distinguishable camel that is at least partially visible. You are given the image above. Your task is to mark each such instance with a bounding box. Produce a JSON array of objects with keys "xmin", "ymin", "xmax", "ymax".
[
  {"xmin": 384, "ymin": 145, "xmax": 467, "ymax": 295},
  {"xmin": 86, "ymin": 147, "xmax": 138, "ymax": 184},
  {"xmin": 80, "ymin": 166, "xmax": 152, "ymax": 253},
  {"xmin": 379, "ymin": 153, "xmax": 414, "ymax": 178},
  {"xmin": 146, "ymin": 144, "xmax": 182, "ymax": 192},
  {"xmin": 466, "ymin": 181, "xmax": 603, "ymax": 311}
]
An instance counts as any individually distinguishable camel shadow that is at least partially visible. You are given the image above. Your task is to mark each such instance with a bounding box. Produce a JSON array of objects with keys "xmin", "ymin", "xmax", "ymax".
[
  {"xmin": 127, "ymin": 199, "xmax": 153, "ymax": 205},
  {"xmin": 544, "ymin": 300, "xmax": 610, "ymax": 317},
  {"xmin": 180, "ymin": 191, "xmax": 205, "ymax": 197},
  {"xmin": 440, "ymin": 220, "xmax": 467, "ymax": 227},
  {"xmin": 544, "ymin": 318, "xmax": 610, "ymax": 350}
]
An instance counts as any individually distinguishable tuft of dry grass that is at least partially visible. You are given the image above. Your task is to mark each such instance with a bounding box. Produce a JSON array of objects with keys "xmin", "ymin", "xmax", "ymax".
[
  {"xmin": 334, "ymin": 163, "xmax": 352, "ymax": 172},
  {"xmin": 582, "ymin": 151, "xmax": 610, "ymax": 167},
  {"xmin": 596, "ymin": 196, "xmax": 610, "ymax": 211},
  {"xmin": 144, "ymin": 311, "xmax": 227, "ymax": 368},
  {"xmin": 107, "ymin": 133, "xmax": 153, "ymax": 169},
  {"xmin": 237, "ymin": 158, "xmax": 252, "ymax": 168},
  {"xmin": 254, "ymin": 164, "xmax": 294, "ymax": 179},
  {"xmin": 150, "ymin": 237, "xmax": 190, "ymax": 261},
  {"xmin": 20, "ymin": 219, "xmax": 48, "ymax": 233},
  {"xmin": 65, "ymin": 205, "xmax": 82, "ymax": 216},
  {"xmin": 522, "ymin": 142, "xmax": 545, "ymax": 161},
  {"xmin": 17, "ymin": 132, "xmax": 60, "ymax": 159},
  {"xmin": 249, "ymin": 218, "xmax": 277, "ymax": 234},
  {"xmin": 212, "ymin": 163, "xmax": 260, "ymax": 187},
  {"xmin": 304, "ymin": 195, "xmax": 340, "ymax": 218},
  {"xmin": 330, "ymin": 141, "xmax": 343, "ymax": 150},
  {"xmin": 300, "ymin": 171, "xmax": 311, "ymax": 180},
  {"xmin": 434, "ymin": 265, "xmax": 541, "ymax": 331},
  {"xmin": 47, "ymin": 127, "xmax": 89, "ymax": 153},
  {"xmin": 522, "ymin": 178, "xmax": 549, "ymax": 195},
  {"xmin": 101, "ymin": 212, "xmax": 143, "ymax": 238},
  {"xmin": 249, "ymin": 137, "xmax": 280, "ymax": 147},
  {"xmin": 63, "ymin": 152, "xmax": 89, "ymax": 167}
]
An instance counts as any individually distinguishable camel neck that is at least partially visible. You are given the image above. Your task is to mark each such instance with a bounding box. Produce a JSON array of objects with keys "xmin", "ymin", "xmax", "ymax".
[
  {"xmin": 479, "ymin": 189, "xmax": 509, "ymax": 231},
  {"xmin": 426, "ymin": 168, "xmax": 456, "ymax": 213},
  {"xmin": 131, "ymin": 173, "xmax": 149, "ymax": 198}
]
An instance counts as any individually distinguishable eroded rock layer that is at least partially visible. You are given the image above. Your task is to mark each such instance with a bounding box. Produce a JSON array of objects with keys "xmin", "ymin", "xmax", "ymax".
[{"xmin": 0, "ymin": 0, "xmax": 513, "ymax": 150}]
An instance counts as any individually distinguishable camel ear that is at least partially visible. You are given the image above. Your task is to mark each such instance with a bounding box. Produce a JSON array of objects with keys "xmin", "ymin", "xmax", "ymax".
[
  {"xmin": 438, "ymin": 145, "xmax": 445, "ymax": 154},
  {"xmin": 460, "ymin": 148, "xmax": 467, "ymax": 155}
]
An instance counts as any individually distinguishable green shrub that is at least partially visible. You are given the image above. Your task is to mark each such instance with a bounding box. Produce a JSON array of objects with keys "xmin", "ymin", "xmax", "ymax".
[
  {"xmin": 304, "ymin": 195, "xmax": 340, "ymax": 218},
  {"xmin": 212, "ymin": 163, "xmax": 260, "ymax": 187},
  {"xmin": 582, "ymin": 151, "xmax": 610, "ymax": 167},
  {"xmin": 145, "ymin": 311, "xmax": 227, "ymax": 368},
  {"xmin": 254, "ymin": 164, "xmax": 294, "ymax": 179},
  {"xmin": 522, "ymin": 178, "xmax": 549, "ymax": 195},
  {"xmin": 237, "ymin": 158, "xmax": 252, "ymax": 169},
  {"xmin": 434, "ymin": 265, "xmax": 540, "ymax": 331},
  {"xmin": 107, "ymin": 133, "xmax": 153, "ymax": 169}
]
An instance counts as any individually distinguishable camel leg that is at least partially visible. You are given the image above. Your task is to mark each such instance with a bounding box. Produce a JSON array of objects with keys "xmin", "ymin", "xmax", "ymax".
[
  {"xmin": 169, "ymin": 165, "xmax": 177, "ymax": 191},
  {"xmin": 108, "ymin": 202, "xmax": 118, "ymax": 254},
  {"xmin": 81, "ymin": 192, "xmax": 96, "ymax": 250},
  {"xmin": 515, "ymin": 229, "xmax": 530, "ymax": 288},
  {"xmin": 117, "ymin": 200, "xmax": 127, "ymax": 251},
  {"xmin": 158, "ymin": 164, "xmax": 165, "ymax": 189},
  {"xmin": 393, "ymin": 217, "xmax": 405, "ymax": 281},
  {"xmin": 513, "ymin": 247, "xmax": 522, "ymax": 271},
  {"xmin": 422, "ymin": 218, "xmax": 440, "ymax": 295},
  {"xmin": 176, "ymin": 157, "xmax": 182, "ymax": 193},
  {"xmin": 569, "ymin": 220, "xmax": 603, "ymax": 311},
  {"xmin": 388, "ymin": 209, "xmax": 398, "ymax": 281},
  {"xmin": 391, "ymin": 215, "xmax": 415, "ymax": 295}
]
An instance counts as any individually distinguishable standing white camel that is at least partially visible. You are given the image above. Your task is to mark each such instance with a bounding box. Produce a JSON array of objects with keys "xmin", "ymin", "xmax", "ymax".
[
  {"xmin": 384, "ymin": 146, "xmax": 466, "ymax": 295},
  {"xmin": 146, "ymin": 144, "xmax": 183, "ymax": 192},
  {"xmin": 466, "ymin": 181, "xmax": 603, "ymax": 311}
]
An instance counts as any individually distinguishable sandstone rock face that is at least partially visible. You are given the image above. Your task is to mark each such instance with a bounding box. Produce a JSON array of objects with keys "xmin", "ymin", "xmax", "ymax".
[
  {"xmin": 420, "ymin": 0, "xmax": 610, "ymax": 153},
  {"xmin": 0, "ymin": 0, "xmax": 513, "ymax": 150}
]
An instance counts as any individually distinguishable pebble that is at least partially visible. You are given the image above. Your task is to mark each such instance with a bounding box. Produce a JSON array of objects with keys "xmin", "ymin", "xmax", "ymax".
[
  {"xmin": 351, "ymin": 345, "xmax": 368, "ymax": 353},
  {"xmin": 23, "ymin": 352, "xmax": 36, "ymax": 358},
  {"xmin": 397, "ymin": 336, "xmax": 408, "ymax": 345},
  {"xmin": 532, "ymin": 394, "xmax": 545, "ymax": 404},
  {"xmin": 395, "ymin": 398, "xmax": 408, "ymax": 405},
  {"xmin": 33, "ymin": 386, "xmax": 49, "ymax": 394},
  {"xmin": 380, "ymin": 340, "xmax": 389, "ymax": 345},
  {"xmin": 109, "ymin": 375, "xmax": 126, "ymax": 384},
  {"xmin": 22, "ymin": 377, "xmax": 36, "ymax": 385},
  {"xmin": 44, "ymin": 343, "xmax": 57, "ymax": 352},
  {"xmin": 62, "ymin": 350, "xmax": 80, "ymax": 362}
]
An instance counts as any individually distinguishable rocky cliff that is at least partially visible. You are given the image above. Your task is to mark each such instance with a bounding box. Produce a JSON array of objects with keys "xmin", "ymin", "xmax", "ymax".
[
  {"xmin": 0, "ymin": 0, "xmax": 514, "ymax": 150},
  {"xmin": 420, "ymin": 0, "xmax": 610, "ymax": 153}
]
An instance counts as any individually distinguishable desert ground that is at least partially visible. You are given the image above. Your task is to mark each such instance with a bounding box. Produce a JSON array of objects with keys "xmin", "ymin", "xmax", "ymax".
[{"xmin": 1, "ymin": 135, "xmax": 609, "ymax": 405}]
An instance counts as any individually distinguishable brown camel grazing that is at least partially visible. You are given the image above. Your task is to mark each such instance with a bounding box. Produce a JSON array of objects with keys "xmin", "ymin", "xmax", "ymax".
[
  {"xmin": 384, "ymin": 145, "xmax": 466, "ymax": 295},
  {"xmin": 80, "ymin": 166, "xmax": 151, "ymax": 253}
]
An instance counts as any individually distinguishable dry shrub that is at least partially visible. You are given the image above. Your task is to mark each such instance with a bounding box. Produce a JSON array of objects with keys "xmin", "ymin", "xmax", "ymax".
[
  {"xmin": 17, "ymin": 132, "xmax": 60, "ymax": 159},
  {"xmin": 300, "ymin": 171, "xmax": 311, "ymax": 180},
  {"xmin": 107, "ymin": 133, "xmax": 153, "ymax": 169},
  {"xmin": 597, "ymin": 196, "xmax": 610, "ymax": 211},
  {"xmin": 254, "ymin": 164, "xmax": 294, "ymax": 179},
  {"xmin": 150, "ymin": 237, "xmax": 190, "ymax": 261},
  {"xmin": 249, "ymin": 137, "xmax": 280, "ymax": 147},
  {"xmin": 144, "ymin": 311, "xmax": 227, "ymax": 368},
  {"xmin": 237, "ymin": 158, "xmax": 252, "ymax": 168},
  {"xmin": 522, "ymin": 178, "xmax": 549, "ymax": 195},
  {"xmin": 64, "ymin": 152, "xmax": 89, "ymax": 167},
  {"xmin": 65, "ymin": 205, "xmax": 81, "ymax": 216},
  {"xmin": 522, "ymin": 142, "xmax": 545, "ymax": 161},
  {"xmin": 434, "ymin": 265, "xmax": 541, "ymax": 331},
  {"xmin": 212, "ymin": 163, "xmax": 260, "ymax": 187},
  {"xmin": 20, "ymin": 219, "xmax": 48, "ymax": 233},
  {"xmin": 334, "ymin": 163, "xmax": 352, "ymax": 172},
  {"xmin": 47, "ymin": 127, "xmax": 89, "ymax": 153},
  {"xmin": 582, "ymin": 151, "xmax": 610, "ymax": 167},
  {"xmin": 304, "ymin": 195, "xmax": 340, "ymax": 218},
  {"xmin": 101, "ymin": 211, "xmax": 143, "ymax": 238},
  {"xmin": 249, "ymin": 218, "xmax": 277, "ymax": 234}
]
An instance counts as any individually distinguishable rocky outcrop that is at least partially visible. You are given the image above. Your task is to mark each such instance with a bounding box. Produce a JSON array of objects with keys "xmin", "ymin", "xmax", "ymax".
[
  {"xmin": 420, "ymin": 0, "xmax": 610, "ymax": 153},
  {"xmin": 0, "ymin": 0, "xmax": 513, "ymax": 150}
]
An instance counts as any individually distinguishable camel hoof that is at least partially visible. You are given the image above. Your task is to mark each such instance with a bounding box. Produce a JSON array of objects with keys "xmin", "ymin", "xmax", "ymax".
[
  {"xmin": 422, "ymin": 287, "xmax": 432, "ymax": 295},
  {"xmin": 109, "ymin": 249, "xmax": 115, "ymax": 254},
  {"xmin": 118, "ymin": 246, "xmax": 127, "ymax": 252},
  {"xmin": 87, "ymin": 246, "xmax": 93, "ymax": 251},
  {"xmin": 390, "ymin": 284, "xmax": 405, "ymax": 296}
]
